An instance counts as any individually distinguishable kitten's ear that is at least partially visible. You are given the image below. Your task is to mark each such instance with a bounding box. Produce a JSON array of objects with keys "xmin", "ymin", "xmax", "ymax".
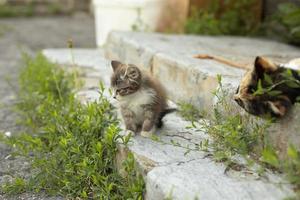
[
  {"xmin": 111, "ymin": 60, "xmax": 122, "ymax": 71},
  {"xmin": 254, "ymin": 56, "xmax": 277, "ymax": 77}
]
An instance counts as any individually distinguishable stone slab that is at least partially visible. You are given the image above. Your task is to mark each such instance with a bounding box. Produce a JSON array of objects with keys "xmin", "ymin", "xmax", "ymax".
[
  {"xmin": 43, "ymin": 48, "xmax": 296, "ymax": 200},
  {"xmin": 146, "ymin": 159, "xmax": 292, "ymax": 200},
  {"xmin": 42, "ymin": 48, "xmax": 113, "ymax": 86},
  {"xmin": 42, "ymin": 48, "xmax": 107, "ymax": 70},
  {"xmin": 104, "ymin": 31, "xmax": 300, "ymax": 109}
]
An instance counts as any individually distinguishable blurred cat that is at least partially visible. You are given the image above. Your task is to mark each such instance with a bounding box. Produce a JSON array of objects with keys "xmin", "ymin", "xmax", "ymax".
[
  {"xmin": 234, "ymin": 56, "xmax": 300, "ymax": 117},
  {"xmin": 194, "ymin": 54, "xmax": 300, "ymax": 117}
]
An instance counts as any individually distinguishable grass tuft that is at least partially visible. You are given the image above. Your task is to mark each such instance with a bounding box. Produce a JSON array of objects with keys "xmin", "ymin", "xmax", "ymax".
[{"xmin": 1, "ymin": 53, "xmax": 144, "ymax": 199}]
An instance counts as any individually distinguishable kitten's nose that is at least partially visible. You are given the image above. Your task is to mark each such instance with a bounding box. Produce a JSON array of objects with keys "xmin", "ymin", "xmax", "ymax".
[{"xmin": 113, "ymin": 92, "xmax": 117, "ymax": 99}]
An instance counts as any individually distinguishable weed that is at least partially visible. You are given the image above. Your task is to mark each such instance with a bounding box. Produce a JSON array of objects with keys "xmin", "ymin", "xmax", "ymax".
[
  {"xmin": 131, "ymin": 8, "xmax": 149, "ymax": 32},
  {"xmin": 177, "ymin": 101, "xmax": 204, "ymax": 122},
  {"xmin": 197, "ymin": 75, "xmax": 271, "ymax": 163},
  {"xmin": 0, "ymin": 53, "xmax": 144, "ymax": 199}
]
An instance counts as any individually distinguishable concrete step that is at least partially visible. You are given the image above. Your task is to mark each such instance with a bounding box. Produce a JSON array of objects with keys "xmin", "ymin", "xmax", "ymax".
[
  {"xmin": 103, "ymin": 31, "xmax": 300, "ymax": 156},
  {"xmin": 104, "ymin": 31, "xmax": 300, "ymax": 109},
  {"xmin": 43, "ymin": 48, "xmax": 295, "ymax": 200}
]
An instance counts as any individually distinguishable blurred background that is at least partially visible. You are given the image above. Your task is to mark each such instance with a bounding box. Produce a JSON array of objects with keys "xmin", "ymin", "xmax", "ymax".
[{"xmin": 0, "ymin": 0, "xmax": 299, "ymax": 48}]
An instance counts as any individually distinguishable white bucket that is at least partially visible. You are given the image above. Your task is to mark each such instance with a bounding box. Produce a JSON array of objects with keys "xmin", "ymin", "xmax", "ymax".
[{"xmin": 92, "ymin": 0, "xmax": 164, "ymax": 46}]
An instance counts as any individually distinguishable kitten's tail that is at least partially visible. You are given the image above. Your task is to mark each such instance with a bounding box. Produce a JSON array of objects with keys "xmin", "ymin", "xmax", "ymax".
[{"xmin": 156, "ymin": 108, "xmax": 177, "ymax": 128}]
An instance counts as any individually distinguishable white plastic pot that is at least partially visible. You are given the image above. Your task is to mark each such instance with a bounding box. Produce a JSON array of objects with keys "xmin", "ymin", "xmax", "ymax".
[{"xmin": 92, "ymin": 0, "xmax": 164, "ymax": 46}]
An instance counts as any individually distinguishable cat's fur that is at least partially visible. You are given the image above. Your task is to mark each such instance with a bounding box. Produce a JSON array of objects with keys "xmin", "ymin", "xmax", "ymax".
[
  {"xmin": 234, "ymin": 56, "xmax": 300, "ymax": 117},
  {"xmin": 110, "ymin": 60, "xmax": 175, "ymax": 137}
]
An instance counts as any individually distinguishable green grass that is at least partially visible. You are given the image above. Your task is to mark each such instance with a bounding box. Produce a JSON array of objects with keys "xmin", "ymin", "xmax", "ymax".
[
  {"xmin": 177, "ymin": 101, "xmax": 204, "ymax": 122},
  {"xmin": 185, "ymin": 0, "xmax": 259, "ymax": 36},
  {"xmin": 0, "ymin": 53, "xmax": 144, "ymax": 199},
  {"xmin": 266, "ymin": 3, "xmax": 300, "ymax": 46},
  {"xmin": 196, "ymin": 76, "xmax": 271, "ymax": 164},
  {"xmin": 185, "ymin": 1, "xmax": 300, "ymax": 46}
]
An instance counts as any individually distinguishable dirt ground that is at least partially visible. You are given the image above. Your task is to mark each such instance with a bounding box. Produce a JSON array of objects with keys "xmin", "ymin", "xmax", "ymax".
[{"xmin": 0, "ymin": 13, "xmax": 95, "ymax": 200}]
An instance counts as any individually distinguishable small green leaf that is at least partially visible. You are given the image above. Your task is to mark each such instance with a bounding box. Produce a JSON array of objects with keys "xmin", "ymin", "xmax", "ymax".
[
  {"xmin": 267, "ymin": 90, "xmax": 282, "ymax": 96},
  {"xmin": 96, "ymin": 142, "xmax": 103, "ymax": 153},
  {"xmin": 124, "ymin": 132, "xmax": 132, "ymax": 145},
  {"xmin": 217, "ymin": 74, "xmax": 222, "ymax": 83},
  {"xmin": 287, "ymin": 145, "xmax": 298, "ymax": 159},
  {"xmin": 253, "ymin": 79, "xmax": 264, "ymax": 96},
  {"xmin": 264, "ymin": 73, "xmax": 273, "ymax": 85},
  {"xmin": 150, "ymin": 134, "xmax": 160, "ymax": 142},
  {"xmin": 285, "ymin": 80, "xmax": 300, "ymax": 88},
  {"xmin": 184, "ymin": 149, "xmax": 191, "ymax": 156},
  {"xmin": 261, "ymin": 148, "xmax": 279, "ymax": 168},
  {"xmin": 81, "ymin": 190, "xmax": 88, "ymax": 198}
]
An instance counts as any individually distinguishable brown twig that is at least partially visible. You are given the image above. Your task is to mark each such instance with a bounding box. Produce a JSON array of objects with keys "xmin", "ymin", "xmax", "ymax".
[{"xmin": 194, "ymin": 54, "xmax": 249, "ymax": 70}]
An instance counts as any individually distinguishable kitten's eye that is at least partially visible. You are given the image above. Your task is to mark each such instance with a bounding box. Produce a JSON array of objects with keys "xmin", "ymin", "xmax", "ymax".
[
  {"xmin": 116, "ymin": 79, "xmax": 122, "ymax": 85},
  {"xmin": 128, "ymin": 68, "xmax": 139, "ymax": 79},
  {"xmin": 129, "ymin": 71, "xmax": 137, "ymax": 78}
]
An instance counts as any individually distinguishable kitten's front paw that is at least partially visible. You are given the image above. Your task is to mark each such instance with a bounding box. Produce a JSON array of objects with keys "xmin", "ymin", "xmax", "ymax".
[
  {"xmin": 126, "ymin": 130, "xmax": 136, "ymax": 137},
  {"xmin": 126, "ymin": 124, "xmax": 137, "ymax": 133},
  {"xmin": 140, "ymin": 130, "xmax": 153, "ymax": 138}
]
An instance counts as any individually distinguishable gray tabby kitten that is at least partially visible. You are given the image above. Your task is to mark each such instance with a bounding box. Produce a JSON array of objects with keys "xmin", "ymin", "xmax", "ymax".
[{"xmin": 110, "ymin": 60, "xmax": 175, "ymax": 137}]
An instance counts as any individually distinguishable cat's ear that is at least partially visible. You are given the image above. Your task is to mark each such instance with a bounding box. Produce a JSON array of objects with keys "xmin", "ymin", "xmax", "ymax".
[
  {"xmin": 268, "ymin": 97, "xmax": 291, "ymax": 117},
  {"xmin": 268, "ymin": 101, "xmax": 287, "ymax": 117},
  {"xmin": 111, "ymin": 60, "xmax": 122, "ymax": 71},
  {"xmin": 254, "ymin": 56, "xmax": 277, "ymax": 77}
]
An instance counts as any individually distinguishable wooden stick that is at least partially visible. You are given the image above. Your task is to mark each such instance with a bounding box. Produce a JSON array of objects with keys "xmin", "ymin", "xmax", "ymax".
[{"xmin": 194, "ymin": 54, "xmax": 249, "ymax": 69}]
